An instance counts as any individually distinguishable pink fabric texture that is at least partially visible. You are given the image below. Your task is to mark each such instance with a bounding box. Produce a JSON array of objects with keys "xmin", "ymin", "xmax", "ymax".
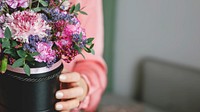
[{"xmin": 63, "ymin": 0, "xmax": 107, "ymax": 111}]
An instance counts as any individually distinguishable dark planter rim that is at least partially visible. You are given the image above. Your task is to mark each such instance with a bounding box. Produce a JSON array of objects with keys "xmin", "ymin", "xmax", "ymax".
[{"xmin": 6, "ymin": 60, "xmax": 62, "ymax": 75}]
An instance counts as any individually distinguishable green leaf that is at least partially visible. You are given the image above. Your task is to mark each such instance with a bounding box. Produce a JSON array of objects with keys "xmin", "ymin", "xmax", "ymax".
[
  {"xmin": 79, "ymin": 11, "xmax": 88, "ymax": 15},
  {"xmin": 4, "ymin": 49, "xmax": 18, "ymax": 57},
  {"xmin": 86, "ymin": 42, "xmax": 93, "ymax": 45},
  {"xmin": 30, "ymin": 52, "xmax": 39, "ymax": 56},
  {"xmin": 4, "ymin": 27, "xmax": 12, "ymax": 39},
  {"xmin": 80, "ymin": 32, "xmax": 83, "ymax": 39},
  {"xmin": 86, "ymin": 38, "xmax": 94, "ymax": 44},
  {"xmin": 90, "ymin": 44, "xmax": 94, "ymax": 49},
  {"xmin": 10, "ymin": 50, "xmax": 18, "ymax": 57},
  {"xmin": 26, "ymin": 52, "xmax": 39, "ymax": 61},
  {"xmin": 74, "ymin": 44, "xmax": 81, "ymax": 53},
  {"xmin": 84, "ymin": 47, "xmax": 91, "ymax": 53},
  {"xmin": 11, "ymin": 41, "xmax": 18, "ymax": 47},
  {"xmin": 32, "ymin": 7, "xmax": 41, "ymax": 12},
  {"xmin": 4, "ymin": 49, "xmax": 12, "ymax": 54},
  {"xmin": 12, "ymin": 58, "xmax": 25, "ymax": 68},
  {"xmin": 75, "ymin": 3, "xmax": 80, "ymax": 11},
  {"xmin": 91, "ymin": 49, "xmax": 95, "ymax": 55},
  {"xmin": 0, "ymin": 56, "xmax": 8, "ymax": 74},
  {"xmin": 26, "ymin": 55, "xmax": 35, "ymax": 61},
  {"xmin": 20, "ymin": 7, "xmax": 26, "ymax": 11},
  {"xmin": 39, "ymin": 0, "xmax": 48, "ymax": 7},
  {"xmin": 2, "ymin": 38, "xmax": 10, "ymax": 49},
  {"xmin": 69, "ymin": 5, "xmax": 75, "ymax": 14},
  {"xmin": 17, "ymin": 50, "xmax": 26, "ymax": 58},
  {"xmin": 23, "ymin": 64, "xmax": 30, "ymax": 76},
  {"xmin": 74, "ymin": 12, "xmax": 78, "ymax": 16}
]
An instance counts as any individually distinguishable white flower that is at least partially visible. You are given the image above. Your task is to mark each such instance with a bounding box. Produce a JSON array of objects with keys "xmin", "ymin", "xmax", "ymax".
[
  {"xmin": 3, "ymin": 11, "xmax": 51, "ymax": 43},
  {"xmin": 60, "ymin": 0, "xmax": 70, "ymax": 11}
]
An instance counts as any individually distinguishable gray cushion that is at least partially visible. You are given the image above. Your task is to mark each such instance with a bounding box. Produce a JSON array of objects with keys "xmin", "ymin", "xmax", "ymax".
[{"xmin": 142, "ymin": 60, "xmax": 200, "ymax": 112}]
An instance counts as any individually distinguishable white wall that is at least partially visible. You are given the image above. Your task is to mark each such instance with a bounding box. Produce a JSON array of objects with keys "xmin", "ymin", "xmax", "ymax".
[{"xmin": 114, "ymin": 0, "xmax": 200, "ymax": 97}]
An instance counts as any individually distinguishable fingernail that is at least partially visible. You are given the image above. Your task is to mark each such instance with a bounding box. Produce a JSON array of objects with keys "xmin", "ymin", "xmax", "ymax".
[
  {"xmin": 59, "ymin": 75, "xmax": 66, "ymax": 81},
  {"xmin": 56, "ymin": 104, "xmax": 63, "ymax": 110},
  {"xmin": 56, "ymin": 91, "xmax": 64, "ymax": 99}
]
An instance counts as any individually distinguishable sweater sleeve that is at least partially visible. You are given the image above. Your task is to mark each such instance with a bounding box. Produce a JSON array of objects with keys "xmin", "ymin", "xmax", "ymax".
[{"xmin": 70, "ymin": 0, "xmax": 107, "ymax": 111}]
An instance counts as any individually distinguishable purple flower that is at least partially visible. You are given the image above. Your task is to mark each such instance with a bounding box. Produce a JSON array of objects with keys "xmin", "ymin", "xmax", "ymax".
[
  {"xmin": 23, "ymin": 43, "xmax": 37, "ymax": 53},
  {"xmin": 34, "ymin": 42, "xmax": 56, "ymax": 64},
  {"xmin": 23, "ymin": 35, "xmax": 40, "ymax": 53},
  {"xmin": 47, "ymin": 58, "xmax": 57, "ymax": 68},
  {"xmin": 55, "ymin": 39, "xmax": 69, "ymax": 48},
  {"xmin": 23, "ymin": 35, "xmax": 57, "ymax": 67},
  {"xmin": 42, "ymin": 8, "xmax": 71, "ymax": 22},
  {"xmin": 6, "ymin": 0, "xmax": 29, "ymax": 9},
  {"xmin": 72, "ymin": 34, "xmax": 81, "ymax": 43},
  {"xmin": 0, "ymin": 14, "xmax": 5, "ymax": 23},
  {"xmin": 0, "ymin": 2, "xmax": 6, "ymax": 12}
]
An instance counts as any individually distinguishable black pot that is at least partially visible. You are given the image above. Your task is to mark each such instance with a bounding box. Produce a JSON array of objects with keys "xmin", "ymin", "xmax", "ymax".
[{"xmin": 0, "ymin": 60, "xmax": 63, "ymax": 112}]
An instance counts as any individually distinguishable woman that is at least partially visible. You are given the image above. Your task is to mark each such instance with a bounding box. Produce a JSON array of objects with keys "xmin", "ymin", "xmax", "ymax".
[{"xmin": 55, "ymin": 0, "xmax": 107, "ymax": 111}]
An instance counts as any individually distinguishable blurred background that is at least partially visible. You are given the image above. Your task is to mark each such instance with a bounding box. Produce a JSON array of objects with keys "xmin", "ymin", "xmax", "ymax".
[{"xmin": 100, "ymin": 0, "xmax": 200, "ymax": 112}]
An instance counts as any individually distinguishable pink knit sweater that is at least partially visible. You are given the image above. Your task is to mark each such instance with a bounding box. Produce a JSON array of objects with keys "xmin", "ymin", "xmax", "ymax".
[{"xmin": 63, "ymin": 0, "xmax": 107, "ymax": 111}]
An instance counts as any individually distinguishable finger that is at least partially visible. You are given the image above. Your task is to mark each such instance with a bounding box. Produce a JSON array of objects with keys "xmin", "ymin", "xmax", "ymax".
[
  {"xmin": 56, "ymin": 87, "xmax": 84, "ymax": 99},
  {"xmin": 59, "ymin": 72, "xmax": 80, "ymax": 83},
  {"xmin": 61, "ymin": 68, "xmax": 68, "ymax": 74},
  {"xmin": 55, "ymin": 99, "xmax": 80, "ymax": 111}
]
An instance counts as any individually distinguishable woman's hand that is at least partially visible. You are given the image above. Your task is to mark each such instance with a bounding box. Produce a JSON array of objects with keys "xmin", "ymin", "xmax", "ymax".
[{"xmin": 55, "ymin": 69, "xmax": 88, "ymax": 112}]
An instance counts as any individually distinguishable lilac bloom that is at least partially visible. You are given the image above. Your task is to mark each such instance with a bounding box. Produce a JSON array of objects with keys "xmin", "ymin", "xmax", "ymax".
[{"xmin": 6, "ymin": 0, "xmax": 29, "ymax": 9}]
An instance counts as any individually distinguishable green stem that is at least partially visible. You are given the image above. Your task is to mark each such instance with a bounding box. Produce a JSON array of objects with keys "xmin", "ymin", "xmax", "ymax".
[
  {"xmin": 37, "ymin": 1, "xmax": 40, "ymax": 7},
  {"xmin": 29, "ymin": 0, "xmax": 32, "ymax": 9}
]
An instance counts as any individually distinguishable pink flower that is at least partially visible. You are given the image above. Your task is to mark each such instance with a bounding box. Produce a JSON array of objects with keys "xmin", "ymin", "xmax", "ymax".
[
  {"xmin": 34, "ymin": 42, "xmax": 56, "ymax": 63},
  {"xmin": 4, "ymin": 11, "xmax": 51, "ymax": 43},
  {"xmin": 62, "ymin": 25, "xmax": 77, "ymax": 37},
  {"xmin": 61, "ymin": 24, "xmax": 87, "ymax": 40},
  {"xmin": 61, "ymin": 16, "xmax": 85, "ymax": 38},
  {"xmin": 6, "ymin": 0, "xmax": 29, "ymax": 9},
  {"xmin": 0, "ymin": 28, "xmax": 4, "ymax": 38},
  {"xmin": 55, "ymin": 39, "xmax": 69, "ymax": 48},
  {"xmin": 0, "ymin": 15, "xmax": 5, "ymax": 23}
]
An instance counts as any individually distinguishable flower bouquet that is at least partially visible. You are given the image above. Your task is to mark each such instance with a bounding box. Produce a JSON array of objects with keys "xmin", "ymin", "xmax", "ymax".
[{"xmin": 0, "ymin": 0, "xmax": 94, "ymax": 112}]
